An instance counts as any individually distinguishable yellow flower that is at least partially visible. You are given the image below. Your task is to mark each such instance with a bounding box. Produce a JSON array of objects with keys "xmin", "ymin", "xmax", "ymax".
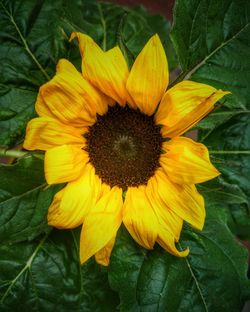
[{"xmin": 24, "ymin": 33, "xmax": 230, "ymax": 266}]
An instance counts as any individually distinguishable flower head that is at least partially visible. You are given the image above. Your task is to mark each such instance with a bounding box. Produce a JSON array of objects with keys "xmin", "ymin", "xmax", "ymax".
[{"xmin": 24, "ymin": 33, "xmax": 230, "ymax": 265}]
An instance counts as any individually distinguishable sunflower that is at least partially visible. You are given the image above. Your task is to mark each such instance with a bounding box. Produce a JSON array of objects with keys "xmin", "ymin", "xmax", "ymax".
[{"xmin": 24, "ymin": 32, "xmax": 229, "ymax": 266}]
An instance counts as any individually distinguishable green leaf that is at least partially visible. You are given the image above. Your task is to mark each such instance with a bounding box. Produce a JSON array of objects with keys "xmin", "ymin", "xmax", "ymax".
[
  {"xmin": 171, "ymin": 0, "xmax": 250, "ymax": 109},
  {"xmin": 229, "ymin": 205, "xmax": 250, "ymax": 239},
  {"xmin": 196, "ymin": 108, "xmax": 248, "ymax": 140},
  {"xmin": 0, "ymin": 155, "xmax": 61, "ymax": 243},
  {"xmin": 198, "ymin": 177, "xmax": 250, "ymax": 235},
  {"xmin": 202, "ymin": 114, "xmax": 250, "ymax": 200},
  {"xmin": 200, "ymin": 113, "xmax": 250, "ymax": 238},
  {"xmin": 0, "ymin": 155, "xmax": 44, "ymax": 193},
  {"xmin": 0, "ymin": 230, "xmax": 119, "ymax": 311},
  {"xmin": 198, "ymin": 177, "xmax": 249, "ymax": 207},
  {"xmin": 0, "ymin": 108, "xmax": 17, "ymax": 121},
  {"xmin": 109, "ymin": 224, "xmax": 250, "ymax": 312},
  {"xmin": 0, "ymin": 0, "xmax": 70, "ymax": 147}
]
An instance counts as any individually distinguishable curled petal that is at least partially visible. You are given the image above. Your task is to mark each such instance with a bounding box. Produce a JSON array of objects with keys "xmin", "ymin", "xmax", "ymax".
[
  {"xmin": 36, "ymin": 59, "xmax": 111, "ymax": 128},
  {"xmin": 160, "ymin": 137, "xmax": 220, "ymax": 184},
  {"xmin": 155, "ymin": 80, "xmax": 230, "ymax": 137},
  {"xmin": 155, "ymin": 169, "xmax": 205, "ymax": 230},
  {"xmin": 70, "ymin": 32, "xmax": 133, "ymax": 107},
  {"xmin": 95, "ymin": 236, "xmax": 116, "ymax": 266},
  {"xmin": 24, "ymin": 117, "xmax": 85, "ymax": 151},
  {"xmin": 157, "ymin": 227, "xmax": 189, "ymax": 257}
]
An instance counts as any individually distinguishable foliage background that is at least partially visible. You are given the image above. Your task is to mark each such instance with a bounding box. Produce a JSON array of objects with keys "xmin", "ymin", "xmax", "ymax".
[{"xmin": 0, "ymin": 0, "xmax": 249, "ymax": 311}]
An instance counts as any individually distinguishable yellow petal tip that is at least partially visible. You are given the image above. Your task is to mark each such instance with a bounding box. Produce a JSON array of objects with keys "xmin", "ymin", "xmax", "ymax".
[
  {"xmin": 180, "ymin": 246, "xmax": 190, "ymax": 257},
  {"xmin": 221, "ymin": 90, "xmax": 231, "ymax": 95},
  {"xmin": 216, "ymin": 89, "xmax": 232, "ymax": 98},
  {"xmin": 214, "ymin": 168, "xmax": 221, "ymax": 177},
  {"xmin": 69, "ymin": 32, "xmax": 77, "ymax": 42},
  {"xmin": 80, "ymin": 248, "xmax": 90, "ymax": 265},
  {"xmin": 95, "ymin": 255, "xmax": 109, "ymax": 266},
  {"xmin": 148, "ymin": 34, "xmax": 164, "ymax": 51}
]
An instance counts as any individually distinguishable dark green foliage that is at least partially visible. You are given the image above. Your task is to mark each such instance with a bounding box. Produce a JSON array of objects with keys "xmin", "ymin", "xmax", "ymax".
[
  {"xmin": 0, "ymin": 230, "xmax": 119, "ymax": 311},
  {"xmin": 109, "ymin": 224, "xmax": 249, "ymax": 312}
]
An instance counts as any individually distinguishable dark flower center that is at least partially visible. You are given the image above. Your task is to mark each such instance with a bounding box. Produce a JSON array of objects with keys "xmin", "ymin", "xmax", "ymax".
[{"xmin": 85, "ymin": 104, "xmax": 163, "ymax": 190}]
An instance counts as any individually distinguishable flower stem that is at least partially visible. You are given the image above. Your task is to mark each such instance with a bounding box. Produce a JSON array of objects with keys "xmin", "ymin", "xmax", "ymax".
[
  {"xmin": 210, "ymin": 150, "xmax": 250, "ymax": 155},
  {"xmin": 0, "ymin": 148, "xmax": 28, "ymax": 158}
]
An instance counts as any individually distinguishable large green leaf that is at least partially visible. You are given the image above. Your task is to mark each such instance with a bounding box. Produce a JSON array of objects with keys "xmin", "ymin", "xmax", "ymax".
[
  {"xmin": 200, "ymin": 114, "xmax": 250, "ymax": 238},
  {"xmin": 171, "ymin": 0, "xmax": 250, "ymax": 109},
  {"xmin": 202, "ymin": 114, "xmax": 250, "ymax": 197},
  {"xmin": 0, "ymin": 155, "xmax": 62, "ymax": 243},
  {"xmin": 0, "ymin": 229, "xmax": 119, "ymax": 311},
  {"xmin": 109, "ymin": 223, "xmax": 250, "ymax": 312}
]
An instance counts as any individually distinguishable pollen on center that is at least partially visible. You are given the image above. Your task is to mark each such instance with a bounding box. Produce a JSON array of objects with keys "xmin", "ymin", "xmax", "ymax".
[{"xmin": 85, "ymin": 104, "xmax": 163, "ymax": 190}]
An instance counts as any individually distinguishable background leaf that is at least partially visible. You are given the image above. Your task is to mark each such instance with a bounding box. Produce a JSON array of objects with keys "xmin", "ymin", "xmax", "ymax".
[
  {"xmin": 109, "ymin": 224, "xmax": 250, "ymax": 312},
  {"xmin": 0, "ymin": 229, "xmax": 119, "ymax": 311},
  {"xmin": 0, "ymin": 155, "xmax": 62, "ymax": 243},
  {"xmin": 200, "ymin": 114, "xmax": 250, "ymax": 239},
  {"xmin": 0, "ymin": 0, "xmax": 69, "ymax": 147},
  {"xmin": 171, "ymin": 0, "xmax": 250, "ymax": 109}
]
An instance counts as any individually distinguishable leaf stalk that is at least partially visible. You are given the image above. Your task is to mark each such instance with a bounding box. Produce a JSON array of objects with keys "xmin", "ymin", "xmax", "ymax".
[{"xmin": 0, "ymin": 148, "xmax": 28, "ymax": 158}]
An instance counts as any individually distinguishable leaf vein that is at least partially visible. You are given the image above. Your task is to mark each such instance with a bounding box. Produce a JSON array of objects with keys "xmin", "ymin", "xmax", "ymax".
[
  {"xmin": 183, "ymin": 21, "xmax": 250, "ymax": 80},
  {"xmin": 178, "ymin": 242, "xmax": 209, "ymax": 312},
  {"xmin": 0, "ymin": 232, "xmax": 49, "ymax": 304},
  {"xmin": 0, "ymin": 1, "xmax": 50, "ymax": 81}
]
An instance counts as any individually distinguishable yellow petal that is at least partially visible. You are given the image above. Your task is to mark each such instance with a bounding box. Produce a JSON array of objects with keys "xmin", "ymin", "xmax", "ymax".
[
  {"xmin": 126, "ymin": 34, "xmax": 169, "ymax": 115},
  {"xmin": 70, "ymin": 33, "xmax": 132, "ymax": 107},
  {"xmin": 46, "ymin": 188, "xmax": 66, "ymax": 226},
  {"xmin": 48, "ymin": 164, "xmax": 101, "ymax": 229},
  {"xmin": 155, "ymin": 80, "xmax": 230, "ymax": 137},
  {"xmin": 56, "ymin": 59, "xmax": 113, "ymax": 115},
  {"xmin": 99, "ymin": 182, "xmax": 112, "ymax": 197},
  {"xmin": 157, "ymin": 227, "xmax": 189, "ymax": 257},
  {"xmin": 23, "ymin": 117, "xmax": 85, "ymax": 151},
  {"xmin": 35, "ymin": 91, "xmax": 54, "ymax": 118},
  {"xmin": 146, "ymin": 175, "xmax": 183, "ymax": 240},
  {"xmin": 155, "ymin": 169, "xmax": 205, "ymax": 230},
  {"xmin": 160, "ymin": 137, "xmax": 220, "ymax": 184},
  {"xmin": 45, "ymin": 145, "xmax": 88, "ymax": 184},
  {"xmin": 105, "ymin": 47, "xmax": 136, "ymax": 108},
  {"xmin": 95, "ymin": 236, "xmax": 116, "ymax": 266},
  {"xmin": 36, "ymin": 59, "xmax": 111, "ymax": 128},
  {"xmin": 123, "ymin": 186, "xmax": 158, "ymax": 249},
  {"xmin": 80, "ymin": 186, "xmax": 123, "ymax": 264}
]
